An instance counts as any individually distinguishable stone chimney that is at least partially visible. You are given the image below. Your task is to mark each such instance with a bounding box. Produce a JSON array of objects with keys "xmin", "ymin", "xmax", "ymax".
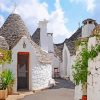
[
  {"xmin": 38, "ymin": 19, "xmax": 48, "ymax": 52},
  {"xmin": 82, "ymin": 19, "xmax": 97, "ymax": 38},
  {"xmin": 47, "ymin": 33, "xmax": 54, "ymax": 53}
]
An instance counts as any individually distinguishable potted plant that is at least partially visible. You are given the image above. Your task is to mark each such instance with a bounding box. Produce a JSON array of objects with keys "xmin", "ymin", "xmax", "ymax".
[
  {"xmin": 6, "ymin": 70, "xmax": 14, "ymax": 95},
  {"xmin": 0, "ymin": 70, "xmax": 8, "ymax": 99},
  {"xmin": 0, "ymin": 69, "xmax": 14, "ymax": 99}
]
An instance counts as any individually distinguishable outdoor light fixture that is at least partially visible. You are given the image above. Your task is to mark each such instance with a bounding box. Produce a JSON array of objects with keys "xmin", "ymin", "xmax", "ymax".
[{"xmin": 23, "ymin": 41, "xmax": 26, "ymax": 48}]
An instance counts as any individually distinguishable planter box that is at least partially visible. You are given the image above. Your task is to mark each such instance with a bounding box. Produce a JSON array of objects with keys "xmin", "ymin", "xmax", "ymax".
[{"xmin": 0, "ymin": 89, "xmax": 7, "ymax": 100}]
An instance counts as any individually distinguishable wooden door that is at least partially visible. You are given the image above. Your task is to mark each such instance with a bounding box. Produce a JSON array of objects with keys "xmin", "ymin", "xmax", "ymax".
[{"xmin": 17, "ymin": 52, "xmax": 29, "ymax": 90}]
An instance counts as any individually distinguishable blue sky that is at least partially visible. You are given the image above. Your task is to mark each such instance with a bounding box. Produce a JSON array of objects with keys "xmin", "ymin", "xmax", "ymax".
[{"xmin": 0, "ymin": 0, "xmax": 100, "ymax": 43}]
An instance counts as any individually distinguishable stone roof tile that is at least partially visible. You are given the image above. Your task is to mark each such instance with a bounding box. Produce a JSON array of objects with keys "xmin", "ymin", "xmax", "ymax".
[
  {"xmin": 0, "ymin": 36, "xmax": 9, "ymax": 50},
  {"xmin": 54, "ymin": 27, "xmax": 82, "ymax": 61}
]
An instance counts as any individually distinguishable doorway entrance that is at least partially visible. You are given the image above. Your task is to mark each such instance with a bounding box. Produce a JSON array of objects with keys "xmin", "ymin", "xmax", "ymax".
[{"xmin": 17, "ymin": 52, "xmax": 29, "ymax": 90}]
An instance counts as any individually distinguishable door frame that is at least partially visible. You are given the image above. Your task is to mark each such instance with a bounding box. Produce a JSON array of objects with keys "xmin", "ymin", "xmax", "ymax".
[{"xmin": 17, "ymin": 52, "xmax": 29, "ymax": 90}]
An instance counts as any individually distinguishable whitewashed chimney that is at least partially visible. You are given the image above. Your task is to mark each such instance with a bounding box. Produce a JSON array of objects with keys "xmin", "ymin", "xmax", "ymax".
[
  {"xmin": 39, "ymin": 19, "xmax": 48, "ymax": 52},
  {"xmin": 47, "ymin": 33, "xmax": 54, "ymax": 53},
  {"xmin": 82, "ymin": 19, "xmax": 96, "ymax": 37}
]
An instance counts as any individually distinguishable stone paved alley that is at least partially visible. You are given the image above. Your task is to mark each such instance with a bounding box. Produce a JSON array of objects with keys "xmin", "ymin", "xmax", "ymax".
[{"xmin": 7, "ymin": 78, "xmax": 75, "ymax": 100}]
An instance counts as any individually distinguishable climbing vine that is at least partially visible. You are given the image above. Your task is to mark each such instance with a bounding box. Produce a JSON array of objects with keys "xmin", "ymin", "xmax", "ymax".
[
  {"xmin": 0, "ymin": 49, "xmax": 12, "ymax": 64},
  {"xmin": 72, "ymin": 38, "xmax": 100, "ymax": 85},
  {"xmin": 72, "ymin": 46, "xmax": 89, "ymax": 85},
  {"xmin": 75, "ymin": 38, "xmax": 88, "ymax": 50}
]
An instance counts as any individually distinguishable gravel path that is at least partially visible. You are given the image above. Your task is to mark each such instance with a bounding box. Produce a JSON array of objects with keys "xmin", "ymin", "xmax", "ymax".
[{"xmin": 18, "ymin": 78, "xmax": 75, "ymax": 100}]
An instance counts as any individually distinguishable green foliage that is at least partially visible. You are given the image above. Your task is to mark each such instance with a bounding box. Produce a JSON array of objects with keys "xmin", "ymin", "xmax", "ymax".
[
  {"xmin": 0, "ymin": 70, "xmax": 14, "ymax": 90},
  {"xmin": 73, "ymin": 47, "xmax": 89, "ymax": 85},
  {"xmin": 73, "ymin": 40, "xmax": 100, "ymax": 85},
  {"xmin": 75, "ymin": 38, "xmax": 88, "ymax": 50},
  {"xmin": 89, "ymin": 47, "xmax": 97, "ymax": 60},
  {"xmin": 0, "ymin": 49, "xmax": 12, "ymax": 64},
  {"xmin": 88, "ymin": 44, "xmax": 100, "ymax": 60}
]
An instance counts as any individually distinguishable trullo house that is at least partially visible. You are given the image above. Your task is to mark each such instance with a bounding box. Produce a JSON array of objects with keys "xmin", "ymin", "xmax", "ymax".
[{"xmin": 0, "ymin": 14, "xmax": 54, "ymax": 92}]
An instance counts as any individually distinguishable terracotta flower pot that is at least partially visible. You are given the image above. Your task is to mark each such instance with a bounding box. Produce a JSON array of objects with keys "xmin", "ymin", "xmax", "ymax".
[
  {"xmin": 0, "ymin": 88, "xmax": 8, "ymax": 99},
  {"xmin": 8, "ymin": 87, "xmax": 13, "ymax": 95},
  {"xmin": 82, "ymin": 95, "xmax": 87, "ymax": 100}
]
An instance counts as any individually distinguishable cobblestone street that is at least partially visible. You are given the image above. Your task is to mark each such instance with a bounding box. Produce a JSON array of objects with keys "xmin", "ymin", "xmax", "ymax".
[{"xmin": 17, "ymin": 78, "xmax": 75, "ymax": 100}]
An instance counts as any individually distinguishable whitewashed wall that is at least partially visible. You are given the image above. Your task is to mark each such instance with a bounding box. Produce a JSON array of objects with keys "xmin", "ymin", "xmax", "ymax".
[
  {"xmin": 75, "ymin": 85, "xmax": 82, "ymax": 100},
  {"xmin": 39, "ymin": 20, "xmax": 48, "ymax": 52},
  {"xmin": 61, "ymin": 44, "xmax": 71, "ymax": 78},
  {"xmin": 70, "ymin": 55, "xmax": 75, "ymax": 81},
  {"xmin": 32, "ymin": 64, "xmax": 52, "ymax": 90},
  {"xmin": 7, "ymin": 36, "xmax": 52, "ymax": 92},
  {"xmin": 87, "ymin": 36, "xmax": 100, "ymax": 100},
  {"xmin": 47, "ymin": 33, "xmax": 54, "ymax": 53}
]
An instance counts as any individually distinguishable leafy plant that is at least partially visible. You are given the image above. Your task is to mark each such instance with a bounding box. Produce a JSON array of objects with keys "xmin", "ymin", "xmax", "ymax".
[
  {"xmin": 89, "ymin": 47, "xmax": 97, "ymax": 60},
  {"xmin": 0, "ymin": 49, "xmax": 12, "ymax": 64},
  {"xmin": 0, "ymin": 70, "xmax": 14, "ymax": 90},
  {"xmin": 72, "ymin": 47, "xmax": 89, "ymax": 85},
  {"xmin": 73, "ymin": 41, "xmax": 100, "ymax": 86}
]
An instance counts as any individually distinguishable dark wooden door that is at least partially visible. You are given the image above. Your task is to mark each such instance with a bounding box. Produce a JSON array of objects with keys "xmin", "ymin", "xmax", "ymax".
[{"xmin": 17, "ymin": 52, "xmax": 29, "ymax": 90}]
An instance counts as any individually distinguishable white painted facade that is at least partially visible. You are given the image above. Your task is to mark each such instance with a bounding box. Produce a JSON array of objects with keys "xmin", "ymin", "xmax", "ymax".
[
  {"xmin": 47, "ymin": 33, "xmax": 54, "ymax": 53},
  {"xmin": 6, "ymin": 36, "xmax": 53, "ymax": 92},
  {"xmin": 39, "ymin": 20, "xmax": 48, "ymax": 52},
  {"xmin": 75, "ymin": 85, "xmax": 82, "ymax": 100},
  {"xmin": 61, "ymin": 43, "xmax": 71, "ymax": 78},
  {"xmin": 87, "ymin": 37, "xmax": 100, "ymax": 100}
]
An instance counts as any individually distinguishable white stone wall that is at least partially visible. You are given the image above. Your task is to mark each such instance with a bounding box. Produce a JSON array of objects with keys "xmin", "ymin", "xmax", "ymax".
[
  {"xmin": 70, "ymin": 56, "xmax": 75, "ymax": 81},
  {"xmin": 47, "ymin": 33, "xmax": 54, "ymax": 53},
  {"xmin": 32, "ymin": 64, "xmax": 52, "ymax": 90},
  {"xmin": 75, "ymin": 85, "xmax": 82, "ymax": 100},
  {"xmin": 87, "ymin": 36, "xmax": 100, "ymax": 100},
  {"xmin": 82, "ymin": 24, "xmax": 95, "ymax": 38},
  {"xmin": 61, "ymin": 43, "xmax": 71, "ymax": 78},
  {"xmin": 7, "ymin": 36, "xmax": 52, "ymax": 92}
]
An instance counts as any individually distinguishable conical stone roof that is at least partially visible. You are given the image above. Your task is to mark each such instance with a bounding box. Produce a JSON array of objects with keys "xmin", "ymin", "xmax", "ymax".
[
  {"xmin": 0, "ymin": 14, "xmax": 51, "ymax": 64},
  {"xmin": 0, "ymin": 36, "xmax": 9, "ymax": 50},
  {"xmin": 0, "ymin": 14, "xmax": 30, "ymax": 49}
]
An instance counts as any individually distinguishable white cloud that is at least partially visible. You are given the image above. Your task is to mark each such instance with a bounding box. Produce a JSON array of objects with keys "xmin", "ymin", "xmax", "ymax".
[
  {"xmin": 86, "ymin": 0, "xmax": 96, "ymax": 13},
  {"xmin": 0, "ymin": 15, "xmax": 5, "ymax": 27},
  {"xmin": 48, "ymin": 0, "xmax": 72, "ymax": 39},
  {"xmin": 0, "ymin": 0, "xmax": 72, "ymax": 43},
  {"xmin": 70, "ymin": 0, "xmax": 96, "ymax": 13}
]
